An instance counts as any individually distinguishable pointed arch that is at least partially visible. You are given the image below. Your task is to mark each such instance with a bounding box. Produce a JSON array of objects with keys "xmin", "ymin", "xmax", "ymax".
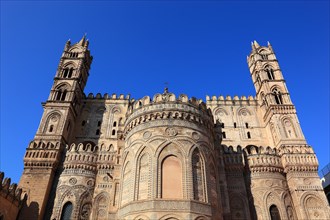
[
  {"xmin": 54, "ymin": 83, "xmax": 70, "ymax": 101},
  {"xmin": 93, "ymin": 192, "xmax": 109, "ymax": 220},
  {"xmin": 269, "ymin": 205, "xmax": 281, "ymax": 220},
  {"xmin": 60, "ymin": 202, "xmax": 73, "ymax": 220},
  {"xmin": 229, "ymin": 195, "xmax": 249, "ymax": 220},
  {"xmin": 43, "ymin": 111, "xmax": 62, "ymax": 134},
  {"xmin": 137, "ymin": 151, "xmax": 152, "ymax": 200},
  {"xmin": 121, "ymin": 161, "xmax": 132, "ymax": 205},
  {"xmin": 281, "ymin": 116, "xmax": 297, "ymax": 138},
  {"xmin": 192, "ymin": 148, "xmax": 206, "ymax": 202},
  {"xmin": 237, "ymin": 107, "xmax": 252, "ymax": 116},
  {"xmin": 301, "ymin": 194, "xmax": 328, "ymax": 219},
  {"xmin": 271, "ymin": 87, "xmax": 283, "ymax": 104},
  {"xmin": 161, "ymin": 155, "xmax": 183, "ymax": 199}
]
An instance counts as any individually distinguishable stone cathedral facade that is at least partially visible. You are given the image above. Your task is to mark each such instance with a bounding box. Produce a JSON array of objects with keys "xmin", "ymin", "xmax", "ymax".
[{"xmin": 16, "ymin": 37, "xmax": 330, "ymax": 220}]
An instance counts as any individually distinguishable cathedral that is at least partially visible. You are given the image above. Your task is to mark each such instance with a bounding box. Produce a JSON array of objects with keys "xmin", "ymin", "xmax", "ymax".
[{"xmin": 6, "ymin": 36, "xmax": 330, "ymax": 220}]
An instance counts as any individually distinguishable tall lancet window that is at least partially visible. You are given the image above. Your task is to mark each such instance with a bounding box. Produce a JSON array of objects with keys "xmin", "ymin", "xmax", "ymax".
[
  {"xmin": 138, "ymin": 153, "xmax": 151, "ymax": 200},
  {"xmin": 266, "ymin": 68, "xmax": 275, "ymax": 80},
  {"xmin": 192, "ymin": 148, "xmax": 205, "ymax": 202},
  {"xmin": 60, "ymin": 202, "xmax": 73, "ymax": 220},
  {"xmin": 272, "ymin": 88, "xmax": 283, "ymax": 104},
  {"xmin": 121, "ymin": 162, "xmax": 131, "ymax": 205},
  {"xmin": 162, "ymin": 155, "xmax": 182, "ymax": 199},
  {"xmin": 270, "ymin": 205, "xmax": 281, "ymax": 220}
]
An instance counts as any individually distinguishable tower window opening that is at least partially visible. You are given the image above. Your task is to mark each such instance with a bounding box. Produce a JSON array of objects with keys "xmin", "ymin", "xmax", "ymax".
[
  {"xmin": 245, "ymin": 123, "xmax": 249, "ymax": 128},
  {"xmin": 62, "ymin": 68, "xmax": 69, "ymax": 78},
  {"xmin": 60, "ymin": 90, "xmax": 67, "ymax": 101},
  {"xmin": 221, "ymin": 123, "xmax": 224, "ymax": 128},
  {"xmin": 234, "ymin": 122, "xmax": 237, "ymax": 128},
  {"xmin": 82, "ymin": 120, "xmax": 86, "ymax": 126},
  {"xmin": 222, "ymin": 132, "xmax": 226, "ymax": 139},
  {"xmin": 49, "ymin": 125, "xmax": 54, "ymax": 132},
  {"xmin": 68, "ymin": 68, "xmax": 73, "ymax": 78},
  {"xmin": 247, "ymin": 131, "xmax": 251, "ymax": 139},
  {"xmin": 55, "ymin": 91, "xmax": 62, "ymax": 100},
  {"xmin": 269, "ymin": 205, "xmax": 281, "ymax": 220},
  {"xmin": 261, "ymin": 54, "xmax": 268, "ymax": 60},
  {"xmin": 266, "ymin": 69, "xmax": 275, "ymax": 80},
  {"xmin": 96, "ymin": 129, "xmax": 100, "ymax": 135},
  {"xmin": 273, "ymin": 88, "xmax": 283, "ymax": 104},
  {"xmin": 60, "ymin": 202, "xmax": 73, "ymax": 220},
  {"xmin": 97, "ymin": 121, "xmax": 101, "ymax": 127},
  {"xmin": 113, "ymin": 121, "xmax": 117, "ymax": 127},
  {"xmin": 112, "ymin": 129, "xmax": 116, "ymax": 135}
]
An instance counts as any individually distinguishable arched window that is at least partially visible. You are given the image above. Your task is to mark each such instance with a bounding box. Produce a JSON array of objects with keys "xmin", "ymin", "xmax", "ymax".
[
  {"xmin": 60, "ymin": 202, "xmax": 73, "ymax": 220},
  {"xmin": 54, "ymin": 84, "xmax": 69, "ymax": 101},
  {"xmin": 96, "ymin": 129, "xmax": 100, "ymax": 135},
  {"xmin": 68, "ymin": 68, "xmax": 73, "ymax": 78},
  {"xmin": 192, "ymin": 149, "xmax": 205, "ymax": 201},
  {"xmin": 61, "ymin": 90, "xmax": 67, "ymax": 101},
  {"xmin": 138, "ymin": 153, "xmax": 151, "ymax": 200},
  {"xmin": 270, "ymin": 205, "xmax": 281, "ymax": 220},
  {"xmin": 62, "ymin": 68, "xmax": 69, "ymax": 78},
  {"xmin": 162, "ymin": 155, "xmax": 182, "ymax": 199},
  {"xmin": 49, "ymin": 125, "xmax": 54, "ymax": 132},
  {"xmin": 222, "ymin": 132, "xmax": 226, "ymax": 139},
  {"xmin": 245, "ymin": 123, "xmax": 249, "ymax": 128},
  {"xmin": 234, "ymin": 122, "xmax": 237, "ymax": 128},
  {"xmin": 113, "ymin": 121, "xmax": 117, "ymax": 127},
  {"xmin": 55, "ymin": 91, "xmax": 62, "ymax": 100},
  {"xmin": 112, "ymin": 129, "xmax": 116, "ymax": 135},
  {"xmin": 247, "ymin": 131, "xmax": 251, "ymax": 139},
  {"xmin": 272, "ymin": 88, "xmax": 283, "ymax": 104},
  {"xmin": 266, "ymin": 68, "xmax": 275, "ymax": 80}
]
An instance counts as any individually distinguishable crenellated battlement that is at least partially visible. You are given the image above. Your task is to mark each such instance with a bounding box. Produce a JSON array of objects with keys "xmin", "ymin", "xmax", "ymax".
[
  {"xmin": 278, "ymin": 145, "xmax": 318, "ymax": 172},
  {"xmin": 23, "ymin": 140, "xmax": 64, "ymax": 168},
  {"xmin": 124, "ymin": 92, "xmax": 214, "ymax": 138},
  {"xmin": 0, "ymin": 172, "xmax": 26, "ymax": 207},
  {"xmin": 206, "ymin": 95, "xmax": 258, "ymax": 106},
  {"xmin": 244, "ymin": 145, "xmax": 283, "ymax": 173},
  {"xmin": 63, "ymin": 142, "xmax": 98, "ymax": 172},
  {"xmin": 129, "ymin": 93, "xmax": 209, "ymax": 112},
  {"xmin": 221, "ymin": 145, "xmax": 245, "ymax": 172},
  {"xmin": 84, "ymin": 93, "xmax": 130, "ymax": 100}
]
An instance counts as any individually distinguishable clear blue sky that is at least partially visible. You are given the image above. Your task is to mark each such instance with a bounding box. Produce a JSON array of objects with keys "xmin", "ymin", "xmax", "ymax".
[{"xmin": 1, "ymin": 1, "xmax": 329, "ymax": 183}]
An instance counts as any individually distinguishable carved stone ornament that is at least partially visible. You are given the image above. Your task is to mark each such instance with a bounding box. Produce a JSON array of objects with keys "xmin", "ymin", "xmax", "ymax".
[
  {"xmin": 69, "ymin": 178, "xmax": 77, "ymax": 185},
  {"xmin": 165, "ymin": 127, "xmax": 177, "ymax": 136},
  {"xmin": 103, "ymin": 176, "xmax": 109, "ymax": 182},
  {"xmin": 80, "ymin": 203, "xmax": 92, "ymax": 219},
  {"xmin": 98, "ymin": 209, "xmax": 106, "ymax": 217},
  {"xmin": 143, "ymin": 131, "xmax": 152, "ymax": 139},
  {"xmin": 51, "ymin": 115, "xmax": 59, "ymax": 122},
  {"xmin": 192, "ymin": 132, "xmax": 200, "ymax": 140},
  {"xmin": 87, "ymin": 179, "xmax": 95, "ymax": 187}
]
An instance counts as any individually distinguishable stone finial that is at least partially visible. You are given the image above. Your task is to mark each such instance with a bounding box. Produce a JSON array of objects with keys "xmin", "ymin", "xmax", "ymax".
[{"xmin": 253, "ymin": 40, "xmax": 260, "ymax": 48}]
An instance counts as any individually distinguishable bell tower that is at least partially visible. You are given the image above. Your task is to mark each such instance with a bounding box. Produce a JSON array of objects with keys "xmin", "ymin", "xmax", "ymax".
[
  {"xmin": 18, "ymin": 36, "xmax": 93, "ymax": 220},
  {"xmin": 247, "ymin": 41, "xmax": 306, "ymax": 147}
]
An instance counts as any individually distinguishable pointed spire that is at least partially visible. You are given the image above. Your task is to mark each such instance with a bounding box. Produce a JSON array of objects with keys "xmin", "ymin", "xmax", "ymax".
[
  {"xmin": 64, "ymin": 39, "xmax": 71, "ymax": 50},
  {"xmin": 267, "ymin": 41, "xmax": 273, "ymax": 51},
  {"xmin": 253, "ymin": 40, "xmax": 260, "ymax": 48},
  {"xmin": 78, "ymin": 34, "xmax": 86, "ymax": 46},
  {"xmin": 251, "ymin": 41, "xmax": 256, "ymax": 52}
]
